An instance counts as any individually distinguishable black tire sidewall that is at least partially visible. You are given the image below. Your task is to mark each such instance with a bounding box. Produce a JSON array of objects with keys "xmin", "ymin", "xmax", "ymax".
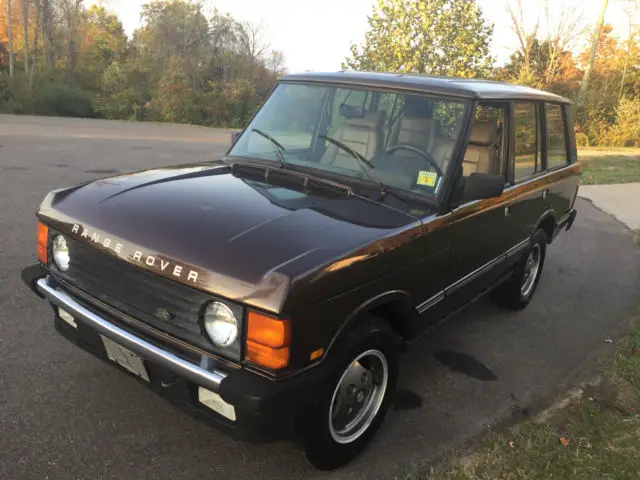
[
  {"xmin": 492, "ymin": 228, "xmax": 548, "ymax": 309},
  {"xmin": 302, "ymin": 318, "xmax": 399, "ymax": 470},
  {"xmin": 516, "ymin": 229, "xmax": 547, "ymax": 304}
]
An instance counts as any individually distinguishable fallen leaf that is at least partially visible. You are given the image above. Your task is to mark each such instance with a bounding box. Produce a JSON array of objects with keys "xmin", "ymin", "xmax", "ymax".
[
  {"xmin": 508, "ymin": 441, "xmax": 514, "ymax": 448},
  {"xmin": 631, "ymin": 345, "xmax": 638, "ymax": 355},
  {"xmin": 560, "ymin": 437, "xmax": 569, "ymax": 447}
]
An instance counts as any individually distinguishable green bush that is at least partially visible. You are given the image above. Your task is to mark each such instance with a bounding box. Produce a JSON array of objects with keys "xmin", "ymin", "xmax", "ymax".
[
  {"xmin": 33, "ymin": 83, "xmax": 96, "ymax": 118},
  {"xmin": 575, "ymin": 132, "xmax": 589, "ymax": 147},
  {"xmin": 0, "ymin": 73, "xmax": 35, "ymax": 114},
  {"xmin": 600, "ymin": 98, "xmax": 640, "ymax": 147}
]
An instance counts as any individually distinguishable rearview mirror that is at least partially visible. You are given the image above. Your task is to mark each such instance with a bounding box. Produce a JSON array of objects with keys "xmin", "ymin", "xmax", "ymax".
[
  {"xmin": 339, "ymin": 103, "xmax": 365, "ymax": 119},
  {"xmin": 461, "ymin": 173, "xmax": 505, "ymax": 203}
]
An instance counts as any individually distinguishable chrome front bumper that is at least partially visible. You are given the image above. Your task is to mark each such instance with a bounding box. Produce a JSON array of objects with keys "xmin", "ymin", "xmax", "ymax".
[{"xmin": 36, "ymin": 277, "xmax": 228, "ymax": 393}]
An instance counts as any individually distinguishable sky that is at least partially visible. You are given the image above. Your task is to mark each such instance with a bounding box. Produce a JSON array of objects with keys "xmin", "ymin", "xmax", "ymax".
[{"xmin": 90, "ymin": 0, "xmax": 638, "ymax": 73}]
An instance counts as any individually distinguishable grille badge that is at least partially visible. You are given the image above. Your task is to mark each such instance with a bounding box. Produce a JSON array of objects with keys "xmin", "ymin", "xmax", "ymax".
[{"xmin": 154, "ymin": 308, "xmax": 173, "ymax": 322}]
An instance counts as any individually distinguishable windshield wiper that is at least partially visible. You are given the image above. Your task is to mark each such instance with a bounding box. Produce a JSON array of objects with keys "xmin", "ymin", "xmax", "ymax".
[
  {"xmin": 319, "ymin": 134, "xmax": 386, "ymax": 195},
  {"xmin": 250, "ymin": 128, "xmax": 287, "ymax": 168}
]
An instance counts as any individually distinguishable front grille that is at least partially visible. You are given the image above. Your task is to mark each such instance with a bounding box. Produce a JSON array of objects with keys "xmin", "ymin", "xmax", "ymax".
[{"xmin": 53, "ymin": 236, "xmax": 215, "ymax": 352}]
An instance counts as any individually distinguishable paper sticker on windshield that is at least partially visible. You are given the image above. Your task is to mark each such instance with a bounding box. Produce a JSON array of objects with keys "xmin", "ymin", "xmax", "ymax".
[{"xmin": 417, "ymin": 171, "xmax": 438, "ymax": 187}]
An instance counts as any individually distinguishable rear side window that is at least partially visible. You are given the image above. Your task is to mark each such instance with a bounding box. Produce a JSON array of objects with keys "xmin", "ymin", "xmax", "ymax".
[
  {"xmin": 546, "ymin": 104, "xmax": 569, "ymax": 169},
  {"xmin": 513, "ymin": 102, "xmax": 541, "ymax": 181}
]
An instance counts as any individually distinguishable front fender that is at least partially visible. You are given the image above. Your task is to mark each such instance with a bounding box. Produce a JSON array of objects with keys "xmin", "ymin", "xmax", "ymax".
[{"xmin": 324, "ymin": 289, "xmax": 417, "ymax": 358}]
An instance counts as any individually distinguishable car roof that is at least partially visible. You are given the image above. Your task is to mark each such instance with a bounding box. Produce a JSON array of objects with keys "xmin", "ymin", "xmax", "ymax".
[{"xmin": 280, "ymin": 71, "xmax": 571, "ymax": 104}]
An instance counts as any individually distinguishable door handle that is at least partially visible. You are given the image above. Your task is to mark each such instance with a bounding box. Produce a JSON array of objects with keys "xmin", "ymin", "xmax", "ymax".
[
  {"xmin": 542, "ymin": 188, "xmax": 549, "ymax": 200},
  {"xmin": 504, "ymin": 205, "xmax": 512, "ymax": 217}
]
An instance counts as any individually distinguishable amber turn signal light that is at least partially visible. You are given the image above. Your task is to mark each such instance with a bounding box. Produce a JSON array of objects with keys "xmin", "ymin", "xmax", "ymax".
[
  {"xmin": 247, "ymin": 311, "xmax": 290, "ymax": 348},
  {"xmin": 37, "ymin": 222, "xmax": 48, "ymax": 265},
  {"xmin": 246, "ymin": 311, "xmax": 290, "ymax": 369},
  {"xmin": 246, "ymin": 341, "xmax": 290, "ymax": 370}
]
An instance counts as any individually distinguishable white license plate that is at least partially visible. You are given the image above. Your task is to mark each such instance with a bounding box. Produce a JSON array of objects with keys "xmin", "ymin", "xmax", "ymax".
[
  {"xmin": 58, "ymin": 307, "xmax": 77, "ymax": 328},
  {"xmin": 101, "ymin": 336, "xmax": 150, "ymax": 382}
]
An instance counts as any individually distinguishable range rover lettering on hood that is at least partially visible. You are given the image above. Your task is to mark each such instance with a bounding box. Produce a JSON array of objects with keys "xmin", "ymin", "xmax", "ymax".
[{"xmin": 70, "ymin": 224, "xmax": 199, "ymax": 283}]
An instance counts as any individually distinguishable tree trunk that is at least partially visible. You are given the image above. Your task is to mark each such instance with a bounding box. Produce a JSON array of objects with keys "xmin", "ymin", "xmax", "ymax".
[
  {"xmin": 23, "ymin": 0, "xmax": 29, "ymax": 73},
  {"xmin": 618, "ymin": 7, "xmax": 638, "ymax": 100},
  {"xmin": 579, "ymin": 0, "xmax": 609, "ymax": 99},
  {"xmin": 43, "ymin": 0, "xmax": 54, "ymax": 73},
  {"xmin": 30, "ymin": 0, "xmax": 41, "ymax": 90},
  {"xmin": 8, "ymin": 0, "xmax": 15, "ymax": 76}
]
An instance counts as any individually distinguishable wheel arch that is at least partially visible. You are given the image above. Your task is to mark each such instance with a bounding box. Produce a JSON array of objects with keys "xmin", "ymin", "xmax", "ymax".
[
  {"xmin": 324, "ymin": 290, "xmax": 417, "ymax": 358},
  {"xmin": 536, "ymin": 210, "xmax": 557, "ymax": 243}
]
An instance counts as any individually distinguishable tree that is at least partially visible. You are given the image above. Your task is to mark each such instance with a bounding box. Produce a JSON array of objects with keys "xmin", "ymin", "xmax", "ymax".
[
  {"xmin": 266, "ymin": 49, "xmax": 286, "ymax": 77},
  {"xmin": 58, "ymin": 0, "xmax": 86, "ymax": 76},
  {"xmin": 579, "ymin": 0, "xmax": 609, "ymax": 98},
  {"xmin": 42, "ymin": 0, "xmax": 54, "ymax": 72},
  {"xmin": 618, "ymin": 0, "xmax": 640, "ymax": 99},
  {"xmin": 237, "ymin": 19, "xmax": 268, "ymax": 61},
  {"xmin": 7, "ymin": 0, "xmax": 14, "ymax": 76},
  {"xmin": 21, "ymin": 0, "xmax": 27, "ymax": 72},
  {"xmin": 506, "ymin": 0, "xmax": 539, "ymax": 80},
  {"xmin": 29, "ymin": 0, "xmax": 39, "ymax": 89},
  {"xmin": 501, "ymin": 0, "xmax": 584, "ymax": 91},
  {"xmin": 342, "ymin": 0, "xmax": 494, "ymax": 78},
  {"xmin": 496, "ymin": 37, "xmax": 581, "ymax": 95}
]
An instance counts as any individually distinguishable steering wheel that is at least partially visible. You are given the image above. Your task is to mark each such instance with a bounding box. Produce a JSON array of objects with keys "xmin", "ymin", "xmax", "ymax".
[{"xmin": 384, "ymin": 144, "xmax": 443, "ymax": 177}]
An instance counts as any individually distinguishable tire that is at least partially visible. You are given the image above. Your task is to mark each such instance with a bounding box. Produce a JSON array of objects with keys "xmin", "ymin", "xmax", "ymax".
[
  {"xmin": 492, "ymin": 228, "xmax": 547, "ymax": 310},
  {"xmin": 301, "ymin": 316, "xmax": 399, "ymax": 470}
]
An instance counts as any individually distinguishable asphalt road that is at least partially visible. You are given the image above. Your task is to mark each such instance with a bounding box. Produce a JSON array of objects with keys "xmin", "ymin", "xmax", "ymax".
[{"xmin": 2, "ymin": 115, "xmax": 639, "ymax": 480}]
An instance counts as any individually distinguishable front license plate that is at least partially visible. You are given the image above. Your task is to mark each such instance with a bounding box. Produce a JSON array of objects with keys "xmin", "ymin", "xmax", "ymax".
[
  {"xmin": 58, "ymin": 307, "xmax": 77, "ymax": 328},
  {"xmin": 101, "ymin": 336, "xmax": 150, "ymax": 382}
]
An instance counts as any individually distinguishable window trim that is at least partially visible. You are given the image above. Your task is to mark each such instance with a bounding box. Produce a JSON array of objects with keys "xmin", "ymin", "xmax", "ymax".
[{"xmin": 542, "ymin": 102, "xmax": 571, "ymax": 173}]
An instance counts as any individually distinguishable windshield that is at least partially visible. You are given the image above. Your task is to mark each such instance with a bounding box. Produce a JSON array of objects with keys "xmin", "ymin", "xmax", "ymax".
[{"xmin": 228, "ymin": 83, "xmax": 469, "ymax": 197}]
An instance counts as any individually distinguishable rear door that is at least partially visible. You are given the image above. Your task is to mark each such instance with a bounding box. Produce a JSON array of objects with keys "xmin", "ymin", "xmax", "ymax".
[
  {"xmin": 503, "ymin": 101, "xmax": 547, "ymax": 258},
  {"xmin": 543, "ymin": 103, "xmax": 578, "ymax": 218}
]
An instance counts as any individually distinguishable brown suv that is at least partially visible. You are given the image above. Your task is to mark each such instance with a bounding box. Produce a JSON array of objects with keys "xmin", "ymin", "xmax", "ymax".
[{"xmin": 22, "ymin": 71, "xmax": 580, "ymax": 470}]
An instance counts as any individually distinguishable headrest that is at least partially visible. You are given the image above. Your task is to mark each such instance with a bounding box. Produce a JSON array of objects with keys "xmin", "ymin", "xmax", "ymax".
[
  {"xmin": 403, "ymin": 95, "xmax": 433, "ymax": 118},
  {"xmin": 346, "ymin": 111, "xmax": 385, "ymax": 129},
  {"xmin": 468, "ymin": 120, "xmax": 497, "ymax": 146}
]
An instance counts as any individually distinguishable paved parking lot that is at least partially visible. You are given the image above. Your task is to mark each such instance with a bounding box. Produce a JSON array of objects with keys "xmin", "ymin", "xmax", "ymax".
[{"xmin": 2, "ymin": 115, "xmax": 640, "ymax": 480}]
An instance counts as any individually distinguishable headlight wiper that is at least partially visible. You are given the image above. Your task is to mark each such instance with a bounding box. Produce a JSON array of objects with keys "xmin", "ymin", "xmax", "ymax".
[
  {"xmin": 250, "ymin": 128, "xmax": 287, "ymax": 168},
  {"xmin": 319, "ymin": 134, "xmax": 386, "ymax": 196}
]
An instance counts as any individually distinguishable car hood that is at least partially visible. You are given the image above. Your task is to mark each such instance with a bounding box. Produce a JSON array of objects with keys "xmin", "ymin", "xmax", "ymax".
[{"xmin": 38, "ymin": 162, "xmax": 424, "ymax": 313}]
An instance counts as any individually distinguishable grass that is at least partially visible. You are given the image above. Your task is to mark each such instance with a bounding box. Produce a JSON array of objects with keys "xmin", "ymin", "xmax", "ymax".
[
  {"xmin": 578, "ymin": 148, "xmax": 640, "ymax": 185},
  {"xmin": 407, "ymin": 311, "xmax": 640, "ymax": 480}
]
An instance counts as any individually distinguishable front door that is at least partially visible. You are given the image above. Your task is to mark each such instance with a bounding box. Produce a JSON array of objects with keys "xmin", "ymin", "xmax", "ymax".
[{"xmin": 447, "ymin": 102, "xmax": 512, "ymax": 305}]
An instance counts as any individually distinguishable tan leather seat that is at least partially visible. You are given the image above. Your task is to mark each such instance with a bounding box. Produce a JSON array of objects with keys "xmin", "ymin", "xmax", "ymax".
[
  {"xmin": 321, "ymin": 112, "xmax": 385, "ymax": 170},
  {"xmin": 389, "ymin": 96, "xmax": 436, "ymax": 152},
  {"xmin": 390, "ymin": 117, "xmax": 436, "ymax": 153},
  {"xmin": 462, "ymin": 120, "xmax": 498, "ymax": 176}
]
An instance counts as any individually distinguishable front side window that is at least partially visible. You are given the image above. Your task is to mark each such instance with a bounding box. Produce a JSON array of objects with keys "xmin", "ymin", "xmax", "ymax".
[
  {"xmin": 513, "ymin": 102, "xmax": 541, "ymax": 181},
  {"xmin": 228, "ymin": 83, "xmax": 469, "ymax": 197},
  {"xmin": 462, "ymin": 103, "xmax": 506, "ymax": 178},
  {"xmin": 546, "ymin": 104, "xmax": 569, "ymax": 169}
]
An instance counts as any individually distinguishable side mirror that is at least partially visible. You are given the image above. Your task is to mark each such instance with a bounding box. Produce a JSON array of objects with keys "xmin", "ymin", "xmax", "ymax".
[
  {"xmin": 231, "ymin": 130, "xmax": 242, "ymax": 146},
  {"xmin": 461, "ymin": 173, "xmax": 505, "ymax": 203}
]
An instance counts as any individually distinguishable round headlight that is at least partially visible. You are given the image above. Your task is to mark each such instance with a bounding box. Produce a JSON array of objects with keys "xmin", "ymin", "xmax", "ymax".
[
  {"xmin": 204, "ymin": 302, "xmax": 238, "ymax": 348},
  {"xmin": 52, "ymin": 235, "xmax": 70, "ymax": 272}
]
